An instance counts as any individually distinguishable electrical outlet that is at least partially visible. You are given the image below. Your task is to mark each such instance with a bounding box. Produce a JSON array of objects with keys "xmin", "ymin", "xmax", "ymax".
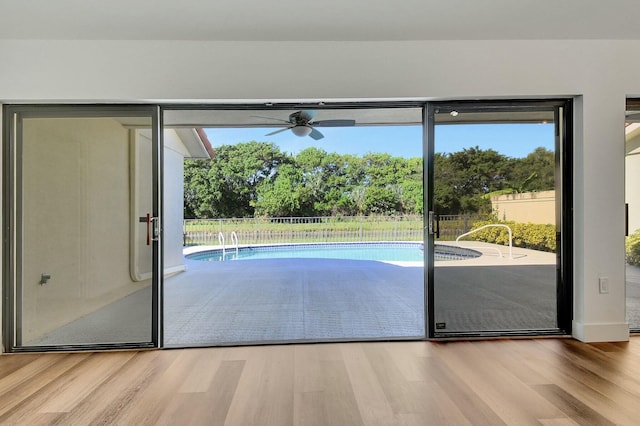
[{"xmin": 599, "ymin": 277, "xmax": 609, "ymax": 294}]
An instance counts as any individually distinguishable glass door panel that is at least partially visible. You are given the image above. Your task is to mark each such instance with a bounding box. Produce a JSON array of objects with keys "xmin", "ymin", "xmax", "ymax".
[
  {"xmin": 4, "ymin": 106, "xmax": 159, "ymax": 350},
  {"xmin": 428, "ymin": 102, "xmax": 568, "ymax": 336},
  {"xmin": 625, "ymin": 101, "xmax": 640, "ymax": 331}
]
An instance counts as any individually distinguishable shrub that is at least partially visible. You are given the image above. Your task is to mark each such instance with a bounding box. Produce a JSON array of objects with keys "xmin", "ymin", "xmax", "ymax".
[
  {"xmin": 626, "ymin": 229, "xmax": 640, "ymax": 265},
  {"xmin": 466, "ymin": 220, "xmax": 556, "ymax": 252}
]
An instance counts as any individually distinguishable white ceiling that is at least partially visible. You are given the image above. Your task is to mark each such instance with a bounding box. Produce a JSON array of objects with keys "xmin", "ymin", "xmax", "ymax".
[{"xmin": 2, "ymin": 0, "xmax": 640, "ymax": 41}]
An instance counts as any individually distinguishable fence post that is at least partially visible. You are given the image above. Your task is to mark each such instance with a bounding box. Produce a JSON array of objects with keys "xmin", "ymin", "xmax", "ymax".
[
  {"xmin": 394, "ymin": 216, "xmax": 397, "ymax": 241},
  {"xmin": 324, "ymin": 217, "xmax": 328, "ymax": 242}
]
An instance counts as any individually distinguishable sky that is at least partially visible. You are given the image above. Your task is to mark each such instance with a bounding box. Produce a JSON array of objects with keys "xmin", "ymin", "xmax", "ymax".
[{"xmin": 204, "ymin": 122, "xmax": 555, "ymax": 159}]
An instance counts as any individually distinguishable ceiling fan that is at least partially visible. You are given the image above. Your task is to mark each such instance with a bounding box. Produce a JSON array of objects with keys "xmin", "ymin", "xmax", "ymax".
[{"xmin": 256, "ymin": 110, "xmax": 356, "ymax": 140}]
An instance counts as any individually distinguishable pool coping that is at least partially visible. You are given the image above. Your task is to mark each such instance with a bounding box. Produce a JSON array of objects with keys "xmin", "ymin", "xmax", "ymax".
[
  {"xmin": 183, "ymin": 240, "xmax": 556, "ymax": 267},
  {"xmin": 183, "ymin": 241, "xmax": 427, "ymax": 267}
]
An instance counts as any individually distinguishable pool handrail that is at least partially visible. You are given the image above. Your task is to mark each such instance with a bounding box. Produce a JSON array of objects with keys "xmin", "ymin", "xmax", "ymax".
[
  {"xmin": 218, "ymin": 231, "xmax": 225, "ymax": 257},
  {"xmin": 231, "ymin": 231, "xmax": 239, "ymax": 256},
  {"xmin": 455, "ymin": 224, "xmax": 513, "ymax": 259}
]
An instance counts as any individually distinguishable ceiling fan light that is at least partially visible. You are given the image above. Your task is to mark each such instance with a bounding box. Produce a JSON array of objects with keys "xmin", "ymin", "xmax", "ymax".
[{"xmin": 291, "ymin": 125, "xmax": 312, "ymax": 137}]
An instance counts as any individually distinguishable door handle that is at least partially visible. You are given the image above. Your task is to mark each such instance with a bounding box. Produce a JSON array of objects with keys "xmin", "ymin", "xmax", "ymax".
[
  {"xmin": 139, "ymin": 213, "xmax": 152, "ymax": 246},
  {"xmin": 428, "ymin": 211, "xmax": 434, "ymax": 235},
  {"xmin": 139, "ymin": 213, "xmax": 154, "ymax": 245},
  {"xmin": 151, "ymin": 216, "xmax": 160, "ymax": 241},
  {"xmin": 427, "ymin": 211, "xmax": 440, "ymax": 238},
  {"xmin": 145, "ymin": 213, "xmax": 151, "ymax": 245}
]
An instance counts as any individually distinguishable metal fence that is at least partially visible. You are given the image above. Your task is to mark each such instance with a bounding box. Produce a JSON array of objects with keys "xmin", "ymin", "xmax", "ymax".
[
  {"xmin": 435, "ymin": 214, "xmax": 484, "ymax": 241},
  {"xmin": 184, "ymin": 214, "xmax": 484, "ymax": 246}
]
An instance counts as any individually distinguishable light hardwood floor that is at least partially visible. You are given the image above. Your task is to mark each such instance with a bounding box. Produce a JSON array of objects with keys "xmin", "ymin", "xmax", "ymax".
[{"xmin": 1, "ymin": 338, "xmax": 639, "ymax": 425}]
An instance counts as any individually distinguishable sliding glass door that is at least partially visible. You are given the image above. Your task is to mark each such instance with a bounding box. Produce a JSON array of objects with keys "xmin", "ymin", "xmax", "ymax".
[
  {"xmin": 3, "ymin": 105, "xmax": 161, "ymax": 351},
  {"xmin": 426, "ymin": 101, "xmax": 572, "ymax": 337},
  {"xmin": 2, "ymin": 100, "xmax": 572, "ymax": 351},
  {"xmin": 625, "ymin": 100, "xmax": 640, "ymax": 332}
]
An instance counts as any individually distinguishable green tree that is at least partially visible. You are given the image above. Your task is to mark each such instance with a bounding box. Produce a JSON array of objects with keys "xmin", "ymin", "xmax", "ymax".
[
  {"xmin": 184, "ymin": 142, "xmax": 557, "ymax": 219},
  {"xmin": 401, "ymin": 180, "xmax": 424, "ymax": 214},
  {"xmin": 510, "ymin": 147, "xmax": 555, "ymax": 192},
  {"xmin": 363, "ymin": 186, "xmax": 402, "ymax": 215},
  {"xmin": 252, "ymin": 164, "xmax": 302, "ymax": 217},
  {"xmin": 183, "ymin": 159, "xmax": 212, "ymax": 218},
  {"xmin": 398, "ymin": 157, "xmax": 424, "ymax": 214},
  {"xmin": 433, "ymin": 153, "xmax": 461, "ymax": 214},
  {"xmin": 295, "ymin": 147, "xmax": 331, "ymax": 215},
  {"xmin": 356, "ymin": 153, "xmax": 424, "ymax": 214},
  {"xmin": 448, "ymin": 147, "xmax": 512, "ymax": 195},
  {"xmin": 184, "ymin": 142, "xmax": 289, "ymax": 218},
  {"xmin": 433, "ymin": 147, "xmax": 511, "ymax": 215}
]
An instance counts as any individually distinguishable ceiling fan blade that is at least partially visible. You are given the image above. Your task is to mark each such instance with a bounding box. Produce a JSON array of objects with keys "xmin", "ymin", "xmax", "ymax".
[
  {"xmin": 309, "ymin": 128, "xmax": 324, "ymax": 140},
  {"xmin": 265, "ymin": 127, "xmax": 292, "ymax": 136},
  {"xmin": 251, "ymin": 115, "xmax": 293, "ymax": 124},
  {"xmin": 313, "ymin": 119, "xmax": 356, "ymax": 127}
]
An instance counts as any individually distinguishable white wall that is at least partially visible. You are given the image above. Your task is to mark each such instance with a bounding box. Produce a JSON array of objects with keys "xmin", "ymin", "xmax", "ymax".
[
  {"xmin": 133, "ymin": 129, "xmax": 190, "ymax": 278},
  {"xmin": 491, "ymin": 191, "xmax": 556, "ymax": 224},
  {"xmin": 1, "ymin": 39, "xmax": 639, "ymax": 342},
  {"xmin": 0, "ymin": 102, "xmax": 3, "ymax": 351},
  {"xmin": 130, "ymin": 130, "xmax": 154, "ymax": 281},
  {"xmin": 163, "ymin": 130, "xmax": 191, "ymax": 275}
]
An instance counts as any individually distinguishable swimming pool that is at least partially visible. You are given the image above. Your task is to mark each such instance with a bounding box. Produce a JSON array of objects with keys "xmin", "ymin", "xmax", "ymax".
[{"xmin": 185, "ymin": 242, "xmax": 481, "ymax": 263}]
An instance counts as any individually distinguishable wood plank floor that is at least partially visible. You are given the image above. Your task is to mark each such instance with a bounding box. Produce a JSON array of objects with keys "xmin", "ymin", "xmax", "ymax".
[{"xmin": 1, "ymin": 338, "xmax": 640, "ymax": 425}]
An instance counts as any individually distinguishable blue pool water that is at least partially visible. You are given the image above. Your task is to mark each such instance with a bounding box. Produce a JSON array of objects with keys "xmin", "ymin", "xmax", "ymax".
[{"xmin": 186, "ymin": 242, "xmax": 480, "ymax": 263}]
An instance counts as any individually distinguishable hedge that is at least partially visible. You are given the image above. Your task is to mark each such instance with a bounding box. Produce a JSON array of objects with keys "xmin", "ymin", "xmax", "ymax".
[
  {"xmin": 626, "ymin": 229, "xmax": 640, "ymax": 265},
  {"xmin": 466, "ymin": 220, "xmax": 557, "ymax": 252}
]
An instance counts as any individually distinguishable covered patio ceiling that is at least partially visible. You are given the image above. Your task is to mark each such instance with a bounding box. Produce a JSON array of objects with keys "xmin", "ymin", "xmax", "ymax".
[{"xmin": 163, "ymin": 106, "xmax": 556, "ymax": 129}]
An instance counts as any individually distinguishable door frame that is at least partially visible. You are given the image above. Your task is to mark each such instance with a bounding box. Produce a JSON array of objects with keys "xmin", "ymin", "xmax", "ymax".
[
  {"xmin": 424, "ymin": 99, "xmax": 573, "ymax": 338},
  {"xmin": 1, "ymin": 99, "xmax": 574, "ymax": 351},
  {"xmin": 2, "ymin": 104, "xmax": 163, "ymax": 352}
]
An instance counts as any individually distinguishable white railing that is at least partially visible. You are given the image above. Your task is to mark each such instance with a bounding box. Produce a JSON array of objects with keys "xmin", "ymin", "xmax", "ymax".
[{"xmin": 456, "ymin": 224, "xmax": 513, "ymax": 259}]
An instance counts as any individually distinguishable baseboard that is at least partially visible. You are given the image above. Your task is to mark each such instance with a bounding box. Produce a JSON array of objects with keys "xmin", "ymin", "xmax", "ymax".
[
  {"xmin": 572, "ymin": 320, "xmax": 629, "ymax": 342},
  {"xmin": 164, "ymin": 264, "xmax": 187, "ymax": 277}
]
